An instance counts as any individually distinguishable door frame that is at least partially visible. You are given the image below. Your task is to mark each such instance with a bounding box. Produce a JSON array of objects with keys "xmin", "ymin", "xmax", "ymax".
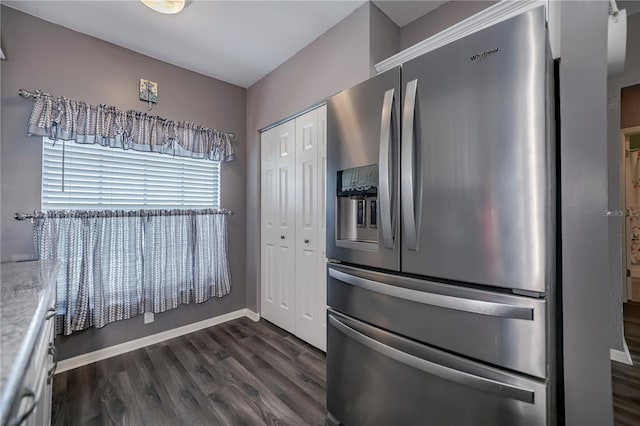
[{"xmin": 621, "ymin": 125, "xmax": 640, "ymax": 302}]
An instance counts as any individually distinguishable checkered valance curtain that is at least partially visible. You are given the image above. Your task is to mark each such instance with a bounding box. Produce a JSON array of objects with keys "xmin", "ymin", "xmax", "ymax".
[{"xmin": 26, "ymin": 90, "xmax": 235, "ymax": 162}]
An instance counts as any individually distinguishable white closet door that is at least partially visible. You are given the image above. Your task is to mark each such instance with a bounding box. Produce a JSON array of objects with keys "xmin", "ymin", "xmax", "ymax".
[
  {"xmin": 261, "ymin": 106, "xmax": 327, "ymax": 350},
  {"xmin": 294, "ymin": 108, "xmax": 322, "ymax": 347},
  {"xmin": 261, "ymin": 120, "xmax": 296, "ymax": 333},
  {"xmin": 316, "ymin": 105, "xmax": 327, "ymax": 351}
]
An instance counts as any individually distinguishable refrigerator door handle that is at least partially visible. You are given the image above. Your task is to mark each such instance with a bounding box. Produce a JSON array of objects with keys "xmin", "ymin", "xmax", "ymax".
[
  {"xmin": 328, "ymin": 314, "xmax": 535, "ymax": 403},
  {"xmin": 328, "ymin": 267, "xmax": 534, "ymax": 320},
  {"xmin": 379, "ymin": 88, "xmax": 395, "ymax": 249},
  {"xmin": 401, "ymin": 79, "xmax": 418, "ymax": 250}
]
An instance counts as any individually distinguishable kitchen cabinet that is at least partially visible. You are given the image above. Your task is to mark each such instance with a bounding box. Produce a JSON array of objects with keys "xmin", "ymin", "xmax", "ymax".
[
  {"xmin": 260, "ymin": 105, "xmax": 327, "ymax": 350},
  {"xmin": 2, "ymin": 261, "xmax": 58, "ymax": 426},
  {"xmin": 12, "ymin": 311, "xmax": 56, "ymax": 426}
]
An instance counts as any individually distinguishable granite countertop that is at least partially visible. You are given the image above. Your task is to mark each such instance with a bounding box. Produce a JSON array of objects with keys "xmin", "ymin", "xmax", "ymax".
[{"xmin": 0, "ymin": 260, "xmax": 58, "ymax": 424}]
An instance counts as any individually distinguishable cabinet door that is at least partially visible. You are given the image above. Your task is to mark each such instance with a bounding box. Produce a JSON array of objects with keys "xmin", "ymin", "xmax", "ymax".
[
  {"xmin": 295, "ymin": 108, "xmax": 322, "ymax": 347},
  {"xmin": 316, "ymin": 106, "xmax": 328, "ymax": 351},
  {"xmin": 12, "ymin": 314, "xmax": 54, "ymax": 426},
  {"xmin": 261, "ymin": 121, "xmax": 297, "ymax": 333}
]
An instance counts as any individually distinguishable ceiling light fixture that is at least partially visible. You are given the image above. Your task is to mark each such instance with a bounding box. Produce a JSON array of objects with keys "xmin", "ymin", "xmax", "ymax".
[{"xmin": 140, "ymin": 0, "xmax": 185, "ymax": 14}]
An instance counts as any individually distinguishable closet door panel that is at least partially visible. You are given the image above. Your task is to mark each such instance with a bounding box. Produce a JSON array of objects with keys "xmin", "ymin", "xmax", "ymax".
[
  {"xmin": 317, "ymin": 105, "xmax": 328, "ymax": 351},
  {"xmin": 261, "ymin": 121, "xmax": 297, "ymax": 333},
  {"xmin": 295, "ymin": 109, "xmax": 321, "ymax": 346},
  {"xmin": 261, "ymin": 128, "xmax": 279, "ymax": 324},
  {"xmin": 275, "ymin": 120, "xmax": 297, "ymax": 333}
]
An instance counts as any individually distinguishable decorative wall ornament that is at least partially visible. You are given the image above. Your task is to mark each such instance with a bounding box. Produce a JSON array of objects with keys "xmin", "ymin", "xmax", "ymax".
[{"xmin": 139, "ymin": 78, "xmax": 158, "ymax": 111}]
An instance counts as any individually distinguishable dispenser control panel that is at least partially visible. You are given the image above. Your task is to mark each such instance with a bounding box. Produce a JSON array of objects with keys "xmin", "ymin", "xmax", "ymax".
[{"xmin": 335, "ymin": 164, "xmax": 379, "ymax": 245}]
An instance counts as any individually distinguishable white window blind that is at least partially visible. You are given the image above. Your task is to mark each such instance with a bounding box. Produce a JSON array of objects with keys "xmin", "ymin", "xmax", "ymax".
[{"xmin": 42, "ymin": 138, "xmax": 220, "ymax": 210}]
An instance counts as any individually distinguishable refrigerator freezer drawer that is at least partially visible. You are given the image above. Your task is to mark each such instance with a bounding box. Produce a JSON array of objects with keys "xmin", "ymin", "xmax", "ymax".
[
  {"xmin": 327, "ymin": 310, "xmax": 548, "ymax": 426},
  {"xmin": 327, "ymin": 263, "xmax": 547, "ymax": 378}
]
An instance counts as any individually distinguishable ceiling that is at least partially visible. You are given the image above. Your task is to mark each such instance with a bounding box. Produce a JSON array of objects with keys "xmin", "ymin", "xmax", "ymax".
[
  {"xmin": 6, "ymin": 1, "xmax": 638, "ymax": 89},
  {"xmin": 372, "ymin": 0, "xmax": 447, "ymax": 26},
  {"xmin": 4, "ymin": 0, "xmax": 367, "ymax": 88}
]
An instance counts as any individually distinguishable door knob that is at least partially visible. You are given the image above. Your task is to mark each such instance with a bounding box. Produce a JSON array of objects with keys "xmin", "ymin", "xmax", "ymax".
[
  {"xmin": 304, "ymin": 239, "xmax": 310, "ymax": 244},
  {"xmin": 280, "ymin": 235, "xmax": 285, "ymax": 240}
]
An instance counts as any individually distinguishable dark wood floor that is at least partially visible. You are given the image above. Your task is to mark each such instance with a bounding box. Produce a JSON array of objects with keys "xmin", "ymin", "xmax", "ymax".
[
  {"xmin": 612, "ymin": 302, "xmax": 640, "ymax": 426},
  {"xmin": 56, "ymin": 306, "xmax": 640, "ymax": 425},
  {"xmin": 52, "ymin": 317, "xmax": 327, "ymax": 426}
]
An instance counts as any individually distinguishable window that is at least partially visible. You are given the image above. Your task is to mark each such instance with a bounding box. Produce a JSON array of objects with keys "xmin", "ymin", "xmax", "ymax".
[{"xmin": 41, "ymin": 138, "xmax": 220, "ymax": 210}]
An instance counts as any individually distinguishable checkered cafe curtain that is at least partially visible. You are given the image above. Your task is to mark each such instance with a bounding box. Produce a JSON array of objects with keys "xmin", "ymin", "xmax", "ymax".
[{"xmin": 33, "ymin": 209, "xmax": 232, "ymax": 335}]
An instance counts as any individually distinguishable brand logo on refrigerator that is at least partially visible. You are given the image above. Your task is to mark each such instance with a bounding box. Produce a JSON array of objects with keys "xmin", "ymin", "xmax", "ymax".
[{"xmin": 470, "ymin": 47, "xmax": 499, "ymax": 62}]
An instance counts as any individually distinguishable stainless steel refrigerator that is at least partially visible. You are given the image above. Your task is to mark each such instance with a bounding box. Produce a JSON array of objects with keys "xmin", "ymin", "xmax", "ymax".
[{"xmin": 326, "ymin": 7, "xmax": 556, "ymax": 426}]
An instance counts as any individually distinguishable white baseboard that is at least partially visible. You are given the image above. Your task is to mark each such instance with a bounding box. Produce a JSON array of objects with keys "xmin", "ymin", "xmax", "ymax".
[
  {"xmin": 56, "ymin": 308, "xmax": 261, "ymax": 374},
  {"xmin": 244, "ymin": 309, "xmax": 261, "ymax": 322},
  {"xmin": 610, "ymin": 338, "xmax": 633, "ymax": 365}
]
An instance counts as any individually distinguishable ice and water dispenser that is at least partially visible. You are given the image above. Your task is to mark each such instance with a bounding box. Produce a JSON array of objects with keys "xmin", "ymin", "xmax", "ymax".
[{"xmin": 335, "ymin": 164, "xmax": 379, "ymax": 247}]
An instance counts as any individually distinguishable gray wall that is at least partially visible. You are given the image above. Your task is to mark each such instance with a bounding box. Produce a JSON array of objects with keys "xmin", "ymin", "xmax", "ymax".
[
  {"xmin": 1, "ymin": 6, "xmax": 247, "ymax": 360},
  {"xmin": 560, "ymin": 1, "xmax": 613, "ymax": 424},
  {"xmin": 244, "ymin": 0, "xmax": 491, "ymax": 313},
  {"xmin": 607, "ymin": 11, "xmax": 640, "ymax": 351},
  {"xmin": 399, "ymin": 1, "xmax": 497, "ymax": 51},
  {"xmin": 245, "ymin": 2, "xmax": 374, "ymax": 312},
  {"xmin": 370, "ymin": 3, "xmax": 400, "ymax": 70}
]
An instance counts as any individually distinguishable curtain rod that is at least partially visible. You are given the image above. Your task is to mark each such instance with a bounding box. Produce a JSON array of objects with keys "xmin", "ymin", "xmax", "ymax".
[
  {"xmin": 15, "ymin": 209, "xmax": 234, "ymax": 221},
  {"xmin": 17, "ymin": 88, "xmax": 236, "ymax": 139}
]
